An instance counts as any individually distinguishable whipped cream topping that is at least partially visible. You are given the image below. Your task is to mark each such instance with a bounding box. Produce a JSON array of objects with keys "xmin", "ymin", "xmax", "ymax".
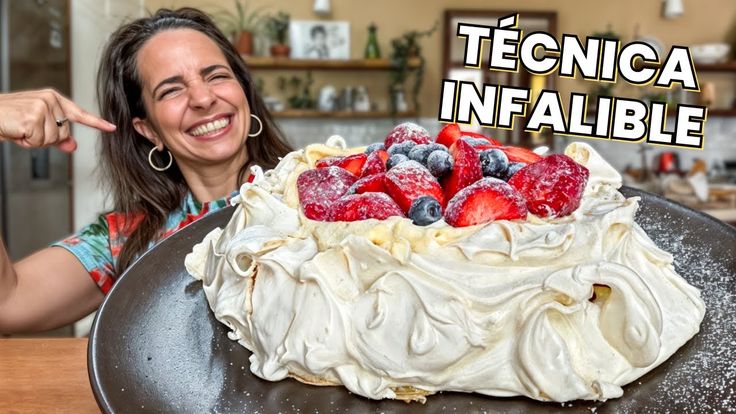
[{"xmin": 186, "ymin": 139, "xmax": 705, "ymax": 402}]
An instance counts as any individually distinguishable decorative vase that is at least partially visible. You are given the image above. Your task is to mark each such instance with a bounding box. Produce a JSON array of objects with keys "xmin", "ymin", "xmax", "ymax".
[
  {"xmin": 236, "ymin": 31, "xmax": 254, "ymax": 56},
  {"xmin": 364, "ymin": 24, "xmax": 381, "ymax": 59},
  {"xmin": 270, "ymin": 44, "xmax": 291, "ymax": 58},
  {"xmin": 392, "ymin": 87, "xmax": 408, "ymax": 113},
  {"xmin": 699, "ymin": 82, "xmax": 716, "ymax": 107}
]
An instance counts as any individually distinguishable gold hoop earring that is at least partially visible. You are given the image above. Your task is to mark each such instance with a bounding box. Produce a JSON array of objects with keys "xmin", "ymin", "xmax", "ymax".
[
  {"xmin": 148, "ymin": 147, "xmax": 173, "ymax": 172},
  {"xmin": 248, "ymin": 114, "xmax": 263, "ymax": 137}
]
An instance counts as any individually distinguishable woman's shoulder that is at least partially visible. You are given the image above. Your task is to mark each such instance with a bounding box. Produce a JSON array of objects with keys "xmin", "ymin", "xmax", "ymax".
[
  {"xmin": 159, "ymin": 190, "xmax": 237, "ymax": 238},
  {"xmin": 92, "ymin": 190, "xmax": 236, "ymax": 241}
]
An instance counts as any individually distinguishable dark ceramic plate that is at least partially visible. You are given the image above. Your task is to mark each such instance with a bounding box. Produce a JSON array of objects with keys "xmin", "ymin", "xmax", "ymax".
[{"xmin": 88, "ymin": 187, "xmax": 736, "ymax": 413}]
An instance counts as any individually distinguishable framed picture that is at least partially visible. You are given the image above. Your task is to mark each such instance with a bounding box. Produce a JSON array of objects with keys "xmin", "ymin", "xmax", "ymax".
[
  {"xmin": 289, "ymin": 20, "xmax": 350, "ymax": 60},
  {"xmin": 443, "ymin": 10, "xmax": 557, "ymax": 146}
]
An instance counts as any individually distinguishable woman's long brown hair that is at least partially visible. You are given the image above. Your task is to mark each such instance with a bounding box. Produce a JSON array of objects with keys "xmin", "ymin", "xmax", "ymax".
[{"xmin": 97, "ymin": 8, "xmax": 293, "ymax": 276}]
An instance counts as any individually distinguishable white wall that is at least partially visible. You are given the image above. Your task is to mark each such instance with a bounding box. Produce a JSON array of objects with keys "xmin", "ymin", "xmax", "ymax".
[{"xmin": 70, "ymin": 0, "xmax": 144, "ymax": 336}]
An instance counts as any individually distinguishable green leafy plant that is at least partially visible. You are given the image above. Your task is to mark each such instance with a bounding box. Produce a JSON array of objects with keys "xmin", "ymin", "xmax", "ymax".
[
  {"xmin": 592, "ymin": 25, "xmax": 619, "ymax": 41},
  {"xmin": 278, "ymin": 73, "xmax": 315, "ymax": 109},
  {"xmin": 210, "ymin": 0, "xmax": 266, "ymax": 38},
  {"xmin": 266, "ymin": 11, "xmax": 290, "ymax": 45},
  {"xmin": 389, "ymin": 22, "xmax": 438, "ymax": 114}
]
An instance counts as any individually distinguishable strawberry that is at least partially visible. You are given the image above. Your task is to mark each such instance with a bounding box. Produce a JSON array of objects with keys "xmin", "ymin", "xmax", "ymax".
[
  {"xmin": 435, "ymin": 123, "xmax": 462, "ymax": 148},
  {"xmin": 436, "ymin": 123, "xmax": 501, "ymax": 148},
  {"xmin": 384, "ymin": 122, "xmax": 431, "ymax": 149},
  {"xmin": 333, "ymin": 192, "xmax": 405, "ymax": 222},
  {"xmin": 360, "ymin": 149, "xmax": 389, "ymax": 177},
  {"xmin": 441, "ymin": 139, "xmax": 483, "ymax": 201},
  {"xmin": 384, "ymin": 160, "xmax": 446, "ymax": 213},
  {"xmin": 498, "ymin": 146, "xmax": 542, "ymax": 164},
  {"xmin": 508, "ymin": 154, "xmax": 589, "ymax": 218},
  {"xmin": 473, "ymin": 144, "xmax": 543, "ymax": 165},
  {"xmin": 316, "ymin": 153, "xmax": 368, "ymax": 176},
  {"xmin": 349, "ymin": 173, "xmax": 387, "ymax": 194},
  {"xmin": 297, "ymin": 166, "xmax": 358, "ymax": 221},
  {"xmin": 444, "ymin": 178, "xmax": 528, "ymax": 227}
]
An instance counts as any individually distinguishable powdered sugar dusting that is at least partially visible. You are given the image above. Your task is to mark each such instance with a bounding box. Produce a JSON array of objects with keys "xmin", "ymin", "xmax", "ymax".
[
  {"xmin": 297, "ymin": 166, "xmax": 357, "ymax": 220},
  {"xmin": 607, "ymin": 206, "xmax": 736, "ymax": 413},
  {"xmin": 385, "ymin": 160, "xmax": 445, "ymax": 211},
  {"xmin": 384, "ymin": 122, "xmax": 431, "ymax": 148}
]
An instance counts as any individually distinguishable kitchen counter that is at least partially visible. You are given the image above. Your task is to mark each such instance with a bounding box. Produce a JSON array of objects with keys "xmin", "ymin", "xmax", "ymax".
[{"xmin": 0, "ymin": 338, "xmax": 98, "ymax": 413}]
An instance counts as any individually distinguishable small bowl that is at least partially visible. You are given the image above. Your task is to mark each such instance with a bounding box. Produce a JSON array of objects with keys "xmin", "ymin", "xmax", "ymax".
[{"xmin": 691, "ymin": 43, "xmax": 731, "ymax": 64}]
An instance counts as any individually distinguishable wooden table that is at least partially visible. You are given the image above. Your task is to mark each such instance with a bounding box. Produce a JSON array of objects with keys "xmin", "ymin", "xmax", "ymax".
[{"xmin": 0, "ymin": 338, "xmax": 99, "ymax": 413}]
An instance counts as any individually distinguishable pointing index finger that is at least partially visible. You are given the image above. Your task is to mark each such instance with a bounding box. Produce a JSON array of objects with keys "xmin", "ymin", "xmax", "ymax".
[{"xmin": 57, "ymin": 94, "xmax": 117, "ymax": 132}]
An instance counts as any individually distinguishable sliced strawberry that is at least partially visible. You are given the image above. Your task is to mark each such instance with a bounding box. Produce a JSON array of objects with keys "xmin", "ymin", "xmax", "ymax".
[
  {"xmin": 461, "ymin": 131, "xmax": 501, "ymax": 146},
  {"xmin": 297, "ymin": 166, "xmax": 357, "ymax": 221},
  {"xmin": 508, "ymin": 154, "xmax": 589, "ymax": 218},
  {"xmin": 435, "ymin": 123, "xmax": 462, "ymax": 148},
  {"xmin": 384, "ymin": 122, "xmax": 431, "ymax": 149},
  {"xmin": 315, "ymin": 156, "xmax": 342, "ymax": 168},
  {"xmin": 349, "ymin": 173, "xmax": 387, "ymax": 194},
  {"xmin": 333, "ymin": 192, "xmax": 405, "ymax": 222},
  {"xmin": 316, "ymin": 153, "xmax": 368, "ymax": 176},
  {"xmin": 436, "ymin": 123, "xmax": 501, "ymax": 148},
  {"xmin": 360, "ymin": 149, "xmax": 389, "ymax": 177},
  {"xmin": 473, "ymin": 144, "xmax": 543, "ymax": 165},
  {"xmin": 441, "ymin": 139, "xmax": 483, "ymax": 201},
  {"xmin": 498, "ymin": 146, "xmax": 542, "ymax": 164},
  {"xmin": 384, "ymin": 160, "xmax": 445, "ymax": 213},
  {"xmin": 444, "ymin": 178, "xmax": 527, "ymax": 227}
]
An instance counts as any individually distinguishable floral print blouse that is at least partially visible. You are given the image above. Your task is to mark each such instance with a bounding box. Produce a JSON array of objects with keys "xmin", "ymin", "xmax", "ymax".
[{"xmin": 52, "ymin": 191, "xmax": 236, "ymax": 294}]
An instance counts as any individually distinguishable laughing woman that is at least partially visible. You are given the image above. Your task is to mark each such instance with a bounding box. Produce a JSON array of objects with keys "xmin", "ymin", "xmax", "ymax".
[{"xmin": 0, "ymin": 8, "xmax": 292, "ymax": 333}]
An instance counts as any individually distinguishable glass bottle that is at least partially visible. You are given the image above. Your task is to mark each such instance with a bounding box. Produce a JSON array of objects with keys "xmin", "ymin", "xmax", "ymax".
[{"xmin": 364, "ymin": 23, "xmax": 381, "ymax": 59}]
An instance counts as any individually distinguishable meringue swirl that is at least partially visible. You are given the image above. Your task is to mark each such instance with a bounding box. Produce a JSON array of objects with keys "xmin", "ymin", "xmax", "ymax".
[{"xmin": 186, "ymin": 140, "xmax": 705, "ymax": 402}]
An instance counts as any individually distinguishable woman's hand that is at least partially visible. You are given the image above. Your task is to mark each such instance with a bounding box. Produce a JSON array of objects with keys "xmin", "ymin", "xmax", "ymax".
[{"xmin": 0, "ymin": 89, "xmax": 116, "ymax": 153}]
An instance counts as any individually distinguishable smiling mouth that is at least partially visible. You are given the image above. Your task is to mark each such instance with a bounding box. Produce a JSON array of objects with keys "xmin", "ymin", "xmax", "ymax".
[{"xmin": 188, "ymin": 116, "xmax": 231, "ymax": 137}]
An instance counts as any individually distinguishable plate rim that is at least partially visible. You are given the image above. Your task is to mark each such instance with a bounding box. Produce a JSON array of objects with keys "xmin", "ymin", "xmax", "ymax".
[
  {"xmin": 87, "ymin": 205, "xmax": 236, "ymax": 412},
  {"xmin": 86, "ymin": 187, "xmax": 735, "ymax": 412}
]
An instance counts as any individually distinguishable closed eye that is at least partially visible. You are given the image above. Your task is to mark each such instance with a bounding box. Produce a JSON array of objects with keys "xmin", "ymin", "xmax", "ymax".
[
  {"xmin": 208, "ymin": 73, "xmax": 231, "ymax": 81},
  {"xmin": 158, "ymin": 87, "xmax": 181, "ymax": 99}
]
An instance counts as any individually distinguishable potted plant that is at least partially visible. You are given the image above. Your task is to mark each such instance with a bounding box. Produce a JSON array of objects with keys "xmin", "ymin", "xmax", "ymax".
[
  {"xmin": 266, "ymin": 11, "xmax": 290, "ymax": 57},
  {"xmin": 211, "ymin": 0, "xmax": 266, "ymax": 56},
  {"xmin": 388, "ymin": 22, "xmax": 438, "ymax": 114}
]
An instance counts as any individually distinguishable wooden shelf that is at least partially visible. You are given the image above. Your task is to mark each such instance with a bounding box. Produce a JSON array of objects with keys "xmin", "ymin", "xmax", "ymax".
[
  {"xmin": 587, "ymin": 107, "xmax": 736, "ymax": 117},
  {"xmin": 271, "ymin": 110, "xmax": 417, "ymax": 119},
  {"xmin": 244, "ymin": 56, "xmax": 421, "ymax": 71},
  {"xmin": 694, "ymin": 61, "xmax": 736, "ymax": 72},
  {"xmin": 636, "ymin": 60, "xmax": 736, "ymax": 72},
  {"xmin": 707, "ymin": 108, "xmax": 736, "ymax": 116}
]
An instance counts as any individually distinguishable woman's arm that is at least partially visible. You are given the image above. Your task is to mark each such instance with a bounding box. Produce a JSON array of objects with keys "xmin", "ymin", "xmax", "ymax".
[
  {"xmin": 0, "ymin": 239, "xmax": 104, "ymax": 333},
  {"xmin": 0, "ymin": 89, "xmax": 115, "ymax": 151},
  {"xmin": 0, "ymin": 89, "xmax": 116, "ymax": 333}
]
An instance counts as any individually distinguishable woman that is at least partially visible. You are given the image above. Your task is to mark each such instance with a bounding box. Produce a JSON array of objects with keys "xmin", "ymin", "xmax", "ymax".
[{"xmin": 0, "ymin": 8, "xmax": 292, "ymax": 333}]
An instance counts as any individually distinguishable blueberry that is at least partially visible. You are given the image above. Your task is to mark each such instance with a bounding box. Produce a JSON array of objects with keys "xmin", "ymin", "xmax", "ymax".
[
  {"xmin": 408, "ymin": 196, "xmax": 443, "ymax": 226},
  {"xmin": 407, "ymin": 144, "xmax": 436, "ymax": 165},
  {"xmin": 504, "ymin": 162, "xmax": 527, "ymax": 180},
  {"xmin": 479, "ymin": 149, "xmax": 509, "ymax": 178},
  {"xmin": 427, "ymin": 143, "xmax": 449, "ymax": 153},
  {"xmin": 387, "ymin": 141, "xmax": 417, "ymax": 157},
  {"xmin": 386, "ymin": 153, "xmax": 409, "ymax": 170},
  {"xmin": 365, "ymin": 142, "xmax": 385, "ymax": 154},
  {"xmin": 461, "ymin": 136, "xmax": 490, "ymax": 147},
  {"xmin": 427, "ymin": 150, "xmax": 453, "ymax": 177}
]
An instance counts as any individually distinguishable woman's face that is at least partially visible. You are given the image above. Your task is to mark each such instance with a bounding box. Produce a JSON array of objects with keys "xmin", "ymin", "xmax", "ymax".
[{"xmin": 133, "ymin": 28, "xmax": 250, "ymax": 171}]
